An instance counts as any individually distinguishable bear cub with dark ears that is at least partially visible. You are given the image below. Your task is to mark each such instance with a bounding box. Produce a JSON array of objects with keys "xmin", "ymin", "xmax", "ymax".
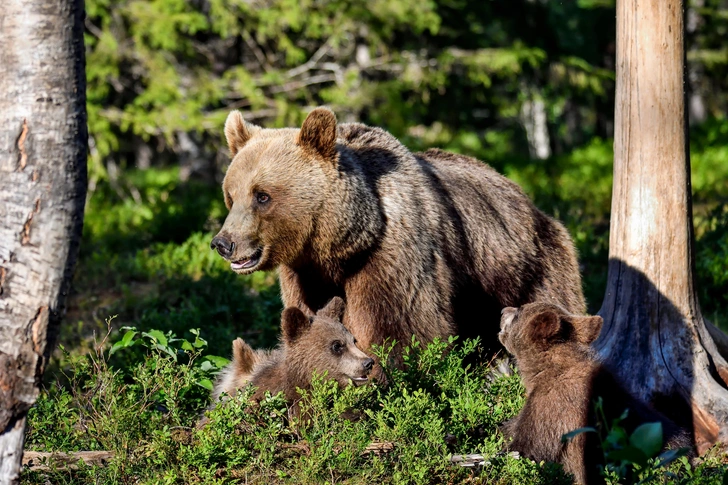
[
  {"xmin": 499, "ymin": 302, "xmax": 692, "ymax": 485},
  {"xmin": 211, "ymin": 297, "xmax": 374, "ymax": 409}
]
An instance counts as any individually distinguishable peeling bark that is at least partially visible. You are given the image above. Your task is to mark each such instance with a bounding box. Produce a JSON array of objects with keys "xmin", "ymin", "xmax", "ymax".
[
  {"xmin": 15, "ymin": 120, "xmax": 28, "ymax": 172},
  {"xmin": 0, "ymin": 0, "xmax": 87, "ymax": 482},
  {"xmin": 595, "ymin": 0, "xmax": 728, "ymax": 455}
]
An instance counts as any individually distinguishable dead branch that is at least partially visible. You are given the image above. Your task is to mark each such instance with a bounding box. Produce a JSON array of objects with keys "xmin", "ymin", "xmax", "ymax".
[
  {"xmin": 361, "ymin": 441, "xmax": 395, "ymax": 456},
  {"xmin": 286, "ymin": 38, "xmax": 334, "ymax": 79},
  {"xmin": 269, "ymin": 74, "xmax": 338, "ymax": 94},
  {"xmin": 242, "ymin": 30, "xmax": 273, "ymax": 72},
  {"xmin": 450, "ymin": 451, "xmax": 520, "ymax": 468}
]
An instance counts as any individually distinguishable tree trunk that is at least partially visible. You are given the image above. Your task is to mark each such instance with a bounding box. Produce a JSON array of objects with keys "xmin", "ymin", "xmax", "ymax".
[
  {"xmin": 0, "ymin": 0, "xmax": 87, "ymax": 482},
  {"xmin": 594, "ymin": 0, "xmax": 728, "ymax": 455},
  {"xmin": 520, "ymin": 88, "xmax": 552, "ymax": 160}
]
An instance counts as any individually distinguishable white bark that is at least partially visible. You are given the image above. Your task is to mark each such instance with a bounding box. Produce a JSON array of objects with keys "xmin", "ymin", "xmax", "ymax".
[
  {"xmin": 0, "ymin": 0, "xmax": 87, "ymax": 482},
  {"xmin": 521, "ymin": 96, "xmax": 551, "ymax": 160}
]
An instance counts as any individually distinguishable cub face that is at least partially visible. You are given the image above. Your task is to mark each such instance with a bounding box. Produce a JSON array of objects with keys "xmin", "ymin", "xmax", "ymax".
[
  {"xmin": 282, "ymin": 297, "xmax": 375, "ymax": 387},
  {"xmin": 211, "ymin": 108, "xmax": 338, "ymax": 274},
  {"xmin": 499, "ymin": 302, "xmax": 603, "ymax": 357}
]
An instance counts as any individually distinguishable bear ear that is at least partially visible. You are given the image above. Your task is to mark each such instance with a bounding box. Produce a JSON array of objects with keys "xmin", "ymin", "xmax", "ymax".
[
  {"xmin": 232, "ymin": 337, "xmax": 256, "ymax": 374},
  {"xmin": 224, "ymin": 110, "xmax": 259, "ymax": 157},
  {"xmin": 297, "ymin": 107, "xmax": 337, "ymax": 162},
  {"xmin": 317, "ymin": 296, "xmax": 346, "ymax": 321},
  {"xmin": 570, "ymin": 315, "xmax": 604, "ymax": 345},
  {"xmin": 281, "ymin": 307, "xmax": 312, "ymax": 343},
  {"xmin": 530, "ymin": 310, "xmax": 563, "ymax": 343}
]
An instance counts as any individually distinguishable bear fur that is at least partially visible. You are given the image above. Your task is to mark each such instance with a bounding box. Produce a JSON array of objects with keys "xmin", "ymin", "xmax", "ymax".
[
  {"xmin": 499, "ymin": 302, "xmax": 692, "ymax": 485},
  {"xmin": 210, "ymin": 338, "xmax": 278, "ymax": 403},
  {"xmin": 212, "ymin": 107, "xmax": 586, "ymax": 364},
  {"xmin": 211, "ymin": 297, "xmax": 374, "ymax": 407}
]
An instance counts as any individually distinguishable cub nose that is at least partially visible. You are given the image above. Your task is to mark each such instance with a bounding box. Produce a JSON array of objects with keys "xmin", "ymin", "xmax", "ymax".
[
  {"xmin": 210, "ymin": 235, "xmax": 235, "ymax": 259},
  {"xmin": 363, "ymin": 358, "xmax": 375, "ymax": 372},
  {"xmin": 501, "ymin": 307, "xmax": 516, "ymax": 316}
]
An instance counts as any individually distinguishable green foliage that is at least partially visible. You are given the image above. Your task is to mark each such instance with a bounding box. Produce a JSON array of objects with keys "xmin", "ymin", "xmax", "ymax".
[
  {"xmin": 23, "ymin": 334, "xmax": 528, "ymax": 483},
  {"xmin": 81, "ymin": 0, "xmax": 629, "ymax": 189},
  {"xmin": 696, "ymin": 205, "xmax": 728, "ymax": 329},
  {"xmin": 61, "ymin": 168, "xmax": 282, "ymax": 368},
  {"xmin": 561, "ymin": 399, "xmax": 721, "ymax": 485},
  {"xmin": 26, "ymin": 333, "xmax": 728, "ymax": 484},
  {"xmin": 26, "ymin": 324, "xmax": 218, "ymax": 458}
]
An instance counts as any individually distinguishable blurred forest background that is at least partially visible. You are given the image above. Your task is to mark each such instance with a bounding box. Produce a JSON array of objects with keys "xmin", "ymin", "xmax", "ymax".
[{"xmin": 67, "ymin": 0, "xmax": 728, "ymax": 364}]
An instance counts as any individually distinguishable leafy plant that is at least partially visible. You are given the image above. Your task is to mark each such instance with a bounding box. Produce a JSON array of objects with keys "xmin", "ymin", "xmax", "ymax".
[{"xmin": 562, "ymin": 398, "xmax": 694, "ymax": 484}]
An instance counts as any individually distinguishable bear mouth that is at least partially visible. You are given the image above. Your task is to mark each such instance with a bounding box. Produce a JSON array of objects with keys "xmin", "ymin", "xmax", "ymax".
[
  {"xmin": 350, "ymin": 376, "xmax": 369, "ymax": 386},
  {"xmin": 231, "ymin": 248, "xmax": 264, "ymax": 272}
]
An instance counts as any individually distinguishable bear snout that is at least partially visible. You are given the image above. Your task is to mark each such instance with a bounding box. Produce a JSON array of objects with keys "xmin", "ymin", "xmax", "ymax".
[
  {"xmin": 211, "ymin": 235, "xmax": 235, "ymax": 259},
  {"xmin": 500, "ymin": 307, "xmax": 517, "ymax": 330},
  {"xmin": 363, "ymin": 357, "xmax": 374, "ymax": 373}
]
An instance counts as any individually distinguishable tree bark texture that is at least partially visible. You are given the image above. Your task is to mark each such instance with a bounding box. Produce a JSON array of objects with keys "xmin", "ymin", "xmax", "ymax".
[
  {"xmin": 595, "ymin": 0, "xmax": 728, "ymax": 455},
  {"xmin": 0, "ymin": 0, "xmax": 87, "ymax": 482}
]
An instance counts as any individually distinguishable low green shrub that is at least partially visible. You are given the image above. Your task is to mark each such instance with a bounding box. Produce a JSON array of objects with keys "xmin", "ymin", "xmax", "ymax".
[{"xmin": 25, "ymin": 331, "xmax": 727, "ymax": 484}]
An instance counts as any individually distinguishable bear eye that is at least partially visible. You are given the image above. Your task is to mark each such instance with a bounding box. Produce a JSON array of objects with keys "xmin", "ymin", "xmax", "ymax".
[
  {"xmin": 256, "ymin": 192, "xmax": 270, "ymax": 204},
  {"xmin": 331, "ymin": 341, "xmax": 344, "ymax": 355}
]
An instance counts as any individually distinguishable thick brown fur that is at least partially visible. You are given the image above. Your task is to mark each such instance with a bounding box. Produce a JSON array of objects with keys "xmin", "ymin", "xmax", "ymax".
[
  {"xmin": 213, "ymin": 107, "xmax": 587, "ymax": 365},
  {"xmin": 210, "ymin": 297, "xmax": 373, "ymax": 410},
  {"xmin": 210, "ymin": 338, "xmax": 278, "ymax": 403},
  {"xmin": 499, "ymin": 303, "xmax": 693, "ymax": 485}
]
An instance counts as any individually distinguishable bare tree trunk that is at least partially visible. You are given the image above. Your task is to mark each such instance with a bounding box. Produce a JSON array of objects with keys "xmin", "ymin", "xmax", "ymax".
[
  {"xmin": 595, "ymin": 0, "xmax": 728, "ymax": 455},
  {"xmin": 0, "ymin": 0, "xmax": 87, "ymax": 482},
  {"xmin": 520, "ymin": 88, "xmax": 551, "ymax": 160}
]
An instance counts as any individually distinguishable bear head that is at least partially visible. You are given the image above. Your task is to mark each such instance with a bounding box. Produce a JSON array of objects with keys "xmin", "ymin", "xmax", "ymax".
[
  {"xmin": 281, "ymin": 297, "xmax": 374, "ymax": 388},
  {"xmin": 211, "ymin": 107, "xmax": 338, "ymax": 274},
  {"xmin": 499, "ymin": 302, "xmax": 603, "ymax": 359}
]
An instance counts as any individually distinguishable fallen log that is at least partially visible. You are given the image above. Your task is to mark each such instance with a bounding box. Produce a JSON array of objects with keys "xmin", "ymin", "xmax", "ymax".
[{"xmin": 22, "ymin": 451, "xmax": 115, "ymax": 471}]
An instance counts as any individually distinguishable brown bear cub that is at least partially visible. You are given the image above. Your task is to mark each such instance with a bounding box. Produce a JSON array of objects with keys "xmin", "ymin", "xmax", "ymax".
[
  {"xmin": 211, "ymin": 297, "xmax": 374, "ymax": 407},
  {"xmin": 499, "ymin": 303, "xmax": 692, "ymax": 485},
  {"xmin": 211, "ymin": 107, "xmax": 587, "ymax": 366}
]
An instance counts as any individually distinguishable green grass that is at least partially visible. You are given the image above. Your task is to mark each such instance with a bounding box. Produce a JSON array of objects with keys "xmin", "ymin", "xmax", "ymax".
[{"xmin": 24, "ymin": 334, "xmax": 728, "ymax": 484}]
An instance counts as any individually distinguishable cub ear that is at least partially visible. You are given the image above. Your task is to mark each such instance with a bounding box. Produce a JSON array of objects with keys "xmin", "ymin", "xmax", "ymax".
[
  {"xmin": 232, "ymin": 338, "xmax": 256, "ymax": 374},
  {"xmin": 317, "ymin": 296, "xmax": 346, "ymax": 321},
  {"xmin": 224, "ymin": 110, "xmax": 259, "ymax": 157},
  {"xmin": 281, "ymin": 307, "xmax": 312, "ymax": 343},
  {"xmin": 530, "ymin": 310, "xmax": 563, "ymax": 343},
  {"xmin": 297, "ymin": 107, "xmax": 337, "ymax": 162},
  {"xmin": 570, "ymin": 315, "xmax": 603, "ymax": 345}
]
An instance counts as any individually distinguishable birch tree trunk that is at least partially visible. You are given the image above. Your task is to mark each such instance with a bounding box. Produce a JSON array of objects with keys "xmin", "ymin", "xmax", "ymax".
[
  {"xmin": 0, "ymin": 0, "xmax": 87, "ymax": 482},
  {"xmin": 594, "ymin": 0, "xmax": 728, "ymax": 454}
]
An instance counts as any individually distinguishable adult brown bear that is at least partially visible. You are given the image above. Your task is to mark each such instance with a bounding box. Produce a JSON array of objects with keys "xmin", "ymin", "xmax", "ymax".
[{"xmin": 211, "ymin": 107, "xmax": 585, "ymax": 364}]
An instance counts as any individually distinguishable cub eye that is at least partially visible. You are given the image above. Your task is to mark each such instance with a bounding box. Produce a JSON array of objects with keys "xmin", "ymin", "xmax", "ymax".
[
  {"xmin": 256, "ymin": 192, "xmax": 270, "ymax": 204},
  {"xmin": 331, "ymin": 341, "xmax": 344, "ymax": 355}
]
